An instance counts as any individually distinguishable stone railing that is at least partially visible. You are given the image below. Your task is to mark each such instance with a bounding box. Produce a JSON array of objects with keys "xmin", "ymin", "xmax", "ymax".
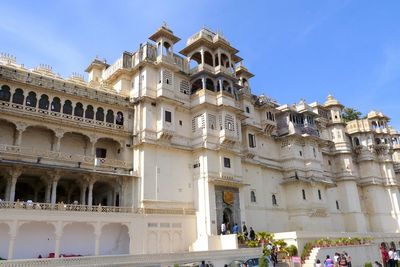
[
  {"xmin": 0, "ymin": 247, "xmax": 262, "ymax": 267},
  {"xmin": 0, "ymin": 201, "xmax": 135, "ymax": 213},
  {"xmin": 0, "ymin": 144, "xmax": 130, "ymax": 170},
  {"xmin": 0, "ymin": 100, "xmax": 127, "ymax": 131}
]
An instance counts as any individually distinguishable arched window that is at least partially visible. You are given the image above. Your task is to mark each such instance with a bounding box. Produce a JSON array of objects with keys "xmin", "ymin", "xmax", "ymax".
[
  {"xmin": 25, "ymin": 91, "xmax": 37, "ymax": 107},
  {"xmin": 106, "ymin": 109, "xmax": 114, "ymax": 123},
  {"xmin": 38, "ymin": 94, "xmax": 49, "ymax": 110},
  {"xmin": 85, "ymin": 105, "xmax": 94, "ymax": 119},
  {"xmin": 221, "ymin": 53, "xmax": 229, "ymax": 68},
  {"xmin": 116, "ymin": 112, "xmax": 124, "ymax": 125},
  {"xmin": 189, "ymin": 52, "xmax": 201, "ymax": 70},
  {"xmin": 51, "ymin": 97, "xmax": 61, "ymax": 112},
  {"xmin": 203, "ymin": 51, "xmax": 213, "ymax": 66},
  {"xmin": 222, "ymin": 80, "xmax": 230, "ymax": 92},
  {"xmin": 250, "ymin": 190, "xmax": 256, "ymax": 203},
  {"xmin": 74, "ymin": 102, "xmax": 84, "ymax": 117},
  {"xmin": 205, "ymin": 78, "xmax": 214, "ymax": 91},
  {"xmin": 0, "ymin": 85, "xmax": 11, "ymax": 101},
  {"xmin": 354, "ymin": 137, "xmax": 360, "ymax": 146},
  {"xmin": 191, "ymin": 79, "xmax": 202, "ymax": 94},
  {"xmin": 272, "ymin": 194, "xmax": 277, "ymax": 206},
  {"xmin": 12, "ymin": 88, "xmax": 24, "ymax": 105},
  {"xmin": 63, "ymin": 100, "xmax": 73, "ymax": 115},
  {"xmin": 96, "ymin": 107, "xmax": 104, "ymax": 121}
]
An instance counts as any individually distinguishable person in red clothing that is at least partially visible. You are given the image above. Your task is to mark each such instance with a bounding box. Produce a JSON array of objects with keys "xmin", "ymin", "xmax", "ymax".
[{"xmin": 381, "ymin": 244, "xmax": 390, "ymax": 267}]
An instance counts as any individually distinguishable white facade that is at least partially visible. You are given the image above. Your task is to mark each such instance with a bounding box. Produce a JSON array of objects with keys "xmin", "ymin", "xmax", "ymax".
[{"xmin": 0, "ymin": 26, "xmax": 400, "ymax": 260}]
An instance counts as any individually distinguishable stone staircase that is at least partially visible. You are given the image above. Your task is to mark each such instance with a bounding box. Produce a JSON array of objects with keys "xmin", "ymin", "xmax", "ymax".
[{"xmin": 302, "ymin": 247, "xmax": 321, "ymax": 267}]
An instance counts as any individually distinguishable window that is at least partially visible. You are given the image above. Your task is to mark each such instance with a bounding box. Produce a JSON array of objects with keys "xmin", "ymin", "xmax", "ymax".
[
  {"xmin": 12, "ymin": 88, "xmax": 24, "ymax": 104},
  {"xmin": 74, "ymin": 102, "xmax": 84, "ymax": 117},
  {"xmin": 179, "ymin": 120, "xmax": 182, "ymax": 126},
  {"xmin": 51, "ymin": 97, "xmax": 61, "ymax": 112},
  {"xmin": 0, "ymin": 85, "xmax": 11, "ymax": 101},
  {"xmin": 116, "ymin": 112, "xmax": 124, "ymax": 125},
  {"xmin": 62, "ymin": 100, "xmax": 73, "ymax": 115},
  {"xmin": 106, "ymin": 109, "xmax": 114, "ymax": 123},
  {"xmin": 250, "ymin": 190, "xmax": 256, "ymax": 203},
  {"xmin": 25, "ymin": 91, "xmax": 37, "ymax": 107},
  {"xmin": 248, "ymin": 134, "xmax": 256, "ymax": 148},
  {"xmin": 318, "ymin": 189, "xmax": 322, "ymax": 200},
  {"xmin": 336, "ymin": 200, "xmax": 340, "ymax": 210},
  {"xmin": 302, "ymin": 189, "xmax": 306, "ymax": 200},
  {"xmin": 245, "ymin": 106, "xmax": 250, "ymax": 113},
  {"xmin": 299, "ymin": 151, "xmax": 303, "ymax": 157},
  {"xmin": 85, "ymin": 105, "xmax": 94, "ymax": 119},
  {"xmin": 328, "ymin": 160, "xmax": 331, "ymax": 166},
  {"xmin": 224, "ymin": 157, "xmax": 231, "ymax": 168},
  {"xmin": 38, "ymin": 94, "xmax": 49, "ymax": 110},
  {"xmin": 95, "ymin": 148, "xmax": 107, "ymax": 158},
  {"xmin": 165, "ymin": 110, "xmax": 172, "ymax": 123},
  {"xmin": 313, "ymin": 147, "xmax": 317, "ymax": 158},
  {"xmin": 96, "ymin": 107, "xmax": 104, "ymax": 121},
  {"xmin": 272, "ymin": 194, "xmax": 277, "ymax": 206}
]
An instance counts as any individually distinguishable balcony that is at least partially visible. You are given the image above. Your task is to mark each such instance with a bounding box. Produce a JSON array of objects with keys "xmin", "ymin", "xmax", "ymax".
[
  {"xmin": 261, "ymin": 118, "xmax": 277, "ymax": 135},
  {"xmin": 0, "ymin": 100, "xmax": 127, "ymax": 131},
  {"xmin": 0, "ymin": 144, "xmax": 131, "ymax": 173},
  {"xmin": 219, "ymin": 129, "xmax": 238, "ymax": 145},
  {"xmin": 156, "ymin": 83, "xmax": 174, "ymax": 99}
]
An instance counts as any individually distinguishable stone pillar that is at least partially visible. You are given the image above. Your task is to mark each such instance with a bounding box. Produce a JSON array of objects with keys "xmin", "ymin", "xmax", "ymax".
[
  {"xmin": 4, "ymin": 176, "xmax": 11, "ymax": 201},
  {"xmin": 7, "ymin": 225, "xmax": 18, "ymax": 260},
  {"xmin": 201, "ymin": 77, "xmax": 206, "ymax": 89},
  {"xmin": 86, "ymin": 176, "xmax": 97, "ymax": 206},
  {"xmin": 54, "ymin": 132, "xmax": 64, "ymax": 152},
  {"xmin": 14, "ymin": 124, "xmax": 26, "ymax": 146},
  {"xmin": 51, "ymin": 173, "xmax": 61, "ymax": 204},
  {"xmin": 218, "ymin": 80, "xmax": 223, "ymax": 92},
  {"xmin": 128, "ymin": 227, "xmax": 134, "ymax": 255},
  {"xmin": 89, "ymin": 136, "xmax": 98, "ymax": 157},
  {"xmin": 94, "ymin": 223, "xmax": 101, "ymax": 256},
  {"xmin": 200, "ymin": 49, "xmax": 204, "ymax": 65},
  {"xmin": 53, "ymin": 222, "xmax": 63, "ymax": 258},
  {"xmin": 8, "ymin": 168, "xmax": 22, "ymax": 202},
  {"xmin": 218, "ymin": 50, "xmax": 221, "ymax": 66},
  {"xmin": 45, "ymin": 181, "xmax": 52, "ymax": 203},
  {"xmin": 80, "ymin": 183, "xmax": 87, "ymax": 205}
]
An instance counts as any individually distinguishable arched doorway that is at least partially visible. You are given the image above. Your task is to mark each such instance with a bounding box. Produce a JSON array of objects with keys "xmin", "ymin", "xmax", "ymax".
[{"xmin": 223, "ymin": 207, "xmax": 234, "ymax": 233}]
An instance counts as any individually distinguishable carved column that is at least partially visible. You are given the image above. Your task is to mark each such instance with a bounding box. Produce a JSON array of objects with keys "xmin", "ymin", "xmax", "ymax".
[
  {"xmin": 4, "ymin": 176, "xmax": 11, "ymax": 201},
  {"xmin": 86, "ymin": 175, "xmax": 97, "ymax": 206},
  {"xmin": 218, "ymin": 79, "xmax": 223, "ymax": 92},
  {"xmin": 53, "ymin": 222, "xmax": 63, "ymax": 258},
  {"xmin": 8, "ymin": 167, "xmax": 22, "ymax": 202},
  {"xmin": 89, "ymin": 136, "xmax": 98, "ymax": 157},
  {"xmin": 7, "ymin": 223, "xmax": 18, "ymax": 260},
  {"xmin": 14, "ymin": 123, "xmax": 27, "ymax": 146},
  {"xmin": 94, "ymin": 223, "xmax": 102, "ymax": 256},
  {"xmin": 200, "ymin": 48, "xmax": 205, "ymax": 65},
  {"xmin": 201, "ymin": 77, "xmax": 206, "ymax": 89},
  {"xmin": 128, "ymin": 224, "xmax": 134, "ymax": 255},
  {"xmin": 54, "ymin": 131, "xmax": 64, "ymax": 152},
  {"xmin": 80, "ymin": 182, "xmax": 87, "ymax": 205},
  {"xmin": 51, "ymin": 172, "xmax": 61, "ymax": 204}
]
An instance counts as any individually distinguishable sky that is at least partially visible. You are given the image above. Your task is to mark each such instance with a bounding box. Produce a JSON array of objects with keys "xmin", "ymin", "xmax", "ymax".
[{"xmin": 1, "ymin": 0, "xmax": 399, "ymax": 128}]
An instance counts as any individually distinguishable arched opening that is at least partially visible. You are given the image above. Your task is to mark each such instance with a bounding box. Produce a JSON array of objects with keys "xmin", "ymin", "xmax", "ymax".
[
  {"xmin": 189, "ymin": 52, "xmax": 201, "ymax": 70},
  {"xmin": 372, "ymin": 121, "xmax": 377, "ymax": 129},
  {"xmin": 74, "ymin": 102, "xmax": 84, "ymax": 117},
  {"xmin": 85, "ymin": 105, "xmax": 94, "ymax": 119},
  {"xmin": 63, "ymin": 100, "xmax": 73, "ymax": 115},
  {"xmin": 222, "ymin": 80, "xmax": 231, "ymax": 93},
  {"xmin": 21, "ymin": 126, "xmax": 54, "ymax": 151},
  {"xmin": 106, "ymin": 110, "xmax": 114, "ymax": 124},
  {"xmin": 15, "ymin": 222, "xmax": 55, "ymax": 259},
  {"xmin": 205, "ymin": 78, "xmax": 214, "ymax": 91},
  {"xmin": 222, "ymin": 207, "xmax": 234, "ymax": 234},
  {"xmin": 99, "ymin": 223, "xmax": 129, "ymax": 255},
  {"xmin": 375, "ymin": 138, "xmax": 381, "ymax": 145},
  {"xmin": 354, "ymin": 137, "xmax": 360, "ymax": 146},
  {"xmin": 204, "ymin": 51, "xmax": 213, "ymax": 66},
  {"xmin": 96, "ymin": 107, "xmax": 104, "ymax": 121},
  {"xmin": 272, "ymin": 194, "xmax": 277, "ymax": 206},
  {"xmin": 95, "ymin": 138, "xmax": 121, "ymax": 161},
  {"xmin": 250, "ymin": 191, "xmax": 256, "ymax": 202},
  {"xmin": 221, "ymin": 53, "xmax": 229, "ymax": 68},
  {"xmin": 0, "ymin": 223, "xmax": 9, "ymax": 259},
  {"xmin": 163, "ymin": 42, "xmax": 172, "ymax": 56},
  {"xmin": 60, "ymin": 132, "xmax": 90, "ymax": 156},
  {"xmin": 214, "ymin": 54, "xmax": 219, "ymax": 66},
  {"xmin": 51, "ymin": 97, "xmax": 61, "ymax": 112},
  {"xmin": 38, "ymin": 94, "xmax": 49, "ymax": 110},
  {"xmin": 0, "ymin": 85, "xmax": 11, "ymax": 101},
  {"xmin": 191, "ymin": 79, "xmax": 202, "ymax": 94},
  {"xmin": 0, "ymin": 119, "xmax": 16, "ymax": 146},
  {"xmin": 93, "ymin": 181, "xmax": 115, "ymax": 206},
  {"xmin": 25, "ymin": 91, "xmax": 37, "ymax": 107},
  {"xmin": 116, "ymin": 112, "xmax": 124, "ymax": 126},
  {"xmin": 242, "ymin": 78, "xmax": 249, "ymax": 88},
  {"xmin": 56, "ymin": 180, "xmax": 80, "ymax": 204},
  {"xmin": 12, "ymin": 88, "xmax": 24, "ymax": 105},
  {"xmin": 60, "ymin": 223, "xmax": 95, "ymax": 256}
]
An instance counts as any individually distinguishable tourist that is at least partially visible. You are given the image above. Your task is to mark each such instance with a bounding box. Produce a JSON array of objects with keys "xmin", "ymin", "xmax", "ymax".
[
  {"xmin": 324, "ymin": 255, "xmax": 334, "ymax": 267},
  {"xmin": 388, "ymin": 248, "xmax": 395, "ymax": 267},
  {"xmin": 200, "ymin": 260, "xmax": 206, "ymax": 267},
  {"xmin": 232, "ymin": 223, "xmax": 239, "ymax": 234},
  {"xmin": 344, "ymin": 252, "xmax": 352, "ymax": 267},
  {"xmin": 221, "ymin": 222, "xmax": 226, "ymax": 235},
  {"xmin": 316, "ymin": 259, "xmax": 322, "ymax": 267},
  {"xmin": 334, "ymin": 252, "xmax": 340, "ymax": 267},
  {"xmin": 242, "ymin": 223, "xmax": 248, "ymax": 240},
  {"xmin": 375, "ymin": 261, "xmax": 383, "ymax": 267},
  {"xmin": 249, "ymin": 227, "xmax": 255, "ymax": 241},
  {"xmin": 338, "ymin": 254, "xmax": 347, "ymax": 267},
  {"xmin": 381, "ymin": 244, "xmax": 389, "ymax": 267}
]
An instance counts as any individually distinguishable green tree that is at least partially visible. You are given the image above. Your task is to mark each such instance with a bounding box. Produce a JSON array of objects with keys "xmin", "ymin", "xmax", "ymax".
[{"xmin": 342, "ymin": 107, "xmax": 362, "ymax": 122}]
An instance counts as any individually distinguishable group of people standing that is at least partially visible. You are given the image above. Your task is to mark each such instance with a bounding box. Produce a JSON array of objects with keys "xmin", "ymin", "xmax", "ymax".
[
  {"xmin": 316, "ymin": 252, "xmax": 352, "ymax": 267},
  {"xmin": 379, "ymin": 242, "xmax": 399, "ymax": 267},
  {"xmin": 220, "ymin": 222, "xmax": 255, "ymax": 240}
]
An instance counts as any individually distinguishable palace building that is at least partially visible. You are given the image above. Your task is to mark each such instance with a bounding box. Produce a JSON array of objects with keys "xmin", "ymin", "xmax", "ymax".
[{"xmin": 1, "ymin": 26, "xmax": 400, "ymax": 260}]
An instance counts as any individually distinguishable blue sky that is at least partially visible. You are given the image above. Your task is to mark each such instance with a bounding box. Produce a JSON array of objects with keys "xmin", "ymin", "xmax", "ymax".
[{"xmin": 1, "ymin": 0, "xmax": 399, "ymax": 128}]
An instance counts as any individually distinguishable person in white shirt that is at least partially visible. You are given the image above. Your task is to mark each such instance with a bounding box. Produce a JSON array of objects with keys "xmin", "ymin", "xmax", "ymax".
[{"xmin": 388, "ymin": 248, "xmax": 395, "ymax": 267}]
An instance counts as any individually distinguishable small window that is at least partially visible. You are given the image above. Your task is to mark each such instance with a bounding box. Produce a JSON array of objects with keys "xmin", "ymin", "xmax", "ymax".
[
  {"xmin": 165, "ymin": 110, "xmax": 172, "ymax": 123},
  {"xmin": 302, "ymin": 189, "xmax": 306, "ymax": 200},
  {"xmin": 250, "ymin": 190, "xmax": 256, "ymax": 203},
  {"xmin": 318, "ymin": 189, "xmax": 322, "ymax": 200},
  {"xmin": 248, "ymin": 134, "xmax": 256, "ymax": 148},
  {"xmin": 245, "ymin": 106, "xmax": 250, "ymax": 113},
  {"xmin": 336, "ymin": 200, "xmax": 340, "ymax": 210},
  {"xmin": 179, "ymin": 120, "xmax": 183, "ymax": 126},
  {"xmin": 224, "ymin": 157, "xmax": 231, "ymax": 168},
  {"xmin": 299, "ymin": 151, "xmax": 303, "ymax": 157},
  {"xmin": 328, "ymin": 160, "xmax": 331, "ymax": 166},
  {"xmin": 313, "ymin": 147, "xmax": 317, "ymax": 158},
  {"xmin": 95, "ymin": 148, "xmax": 107, "ymax": 158},
  {"xmin": 272, "ymin": 194, "xmax": 277, "ymax": 206}
]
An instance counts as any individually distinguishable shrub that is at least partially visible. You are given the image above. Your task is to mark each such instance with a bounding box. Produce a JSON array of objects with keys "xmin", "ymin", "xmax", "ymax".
[
  {"xmin": 246, "ymin": 240, "xmax": 260, "ymax": 247},
  {"xmin": 286, "ymin": 244, "xmax": 298, "ymax": 256},
  {"xmin": 301, "ymin": 242, "xmax": 313, "ymax": 261},
  {"xmin": 259, "ymin": 255, "xmax": 268, "ymax": 267},
  {"xmin": 364, "ymin": 262, "xmax": 373, "ymax": 267}
]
